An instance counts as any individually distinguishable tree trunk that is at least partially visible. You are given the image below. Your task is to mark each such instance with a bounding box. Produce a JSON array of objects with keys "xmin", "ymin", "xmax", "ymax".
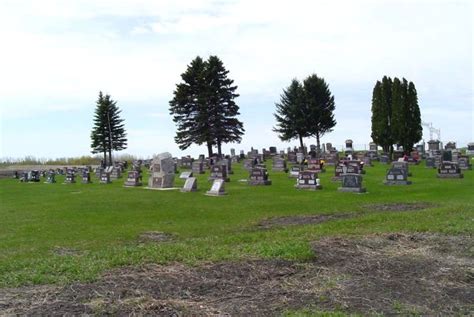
[
  {"xmin": 108, "ymin": 147, "xmax": 112, "ymax": 166},
  {"xmin": 103, "ymin": 151, "xmax": 107, "ymax": 168},
  {"xmin": 316, "ymin": 132, "xmax": 321, "ymax": 155},
  {"xmin": 298, "ymin": 134, "xmax": 305, "ymax": 155},
  {"xmin": 207, "ymin": 142, "xmax": 213, "ymax": 158},
  {"xmin": 217, "ymin": 140, "xmax": 222, "ymax": 157},
  {"xmin": 389, "ymin": 144, "xmax": 394, "ymax": 161}
]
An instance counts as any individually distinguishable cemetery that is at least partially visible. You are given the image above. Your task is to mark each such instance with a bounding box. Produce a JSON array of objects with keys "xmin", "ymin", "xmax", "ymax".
[{"xmin": 1, "ymin": 143, "xmax": 473, "ymax": 315}]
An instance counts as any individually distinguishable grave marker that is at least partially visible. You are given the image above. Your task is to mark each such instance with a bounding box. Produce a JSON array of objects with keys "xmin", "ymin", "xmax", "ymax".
[
  {"xmin": 248, "ymin": 168, "xmax": 272, "ymax": 185},
  {"xmin": 179, "ymin": 171, "xmax": 193, "ymax": 179},
  {"xmin": 148, "ymin": 152, "xmax": 175, "ymax": 189},
  {"xmin": 295, "ymin": 170, "xmax": 322, "ymax": 190},
  {"xmin": 384, "ymin": 167, "xmax": 411, "ymax": 185},
  {"xmin": 205, "ymin": 179, "xmax": 226, "ymax": 196},
  {"xmin": 124, "ymin": 171, "xmax": 142, "ymax": 187},
  {"xmin": 181, "ymin": 177, "xmax": 198, "ymax": 192},
  {"xmin": 208, "ymin": 164, "xmax": 230, "ymax": 182},
  {"xmin": 338, "ymin": 174, "xmax": 366, "ymax": 193},
  {"xmin": 437, "ymin": 161, "xmax": 463, "ymax": 178}
]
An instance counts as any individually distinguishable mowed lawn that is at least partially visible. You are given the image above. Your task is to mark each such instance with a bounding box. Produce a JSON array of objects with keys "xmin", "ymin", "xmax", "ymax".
[{"xmin": 0, "ymin": 160, "xmax": 473, "ymax": 287}]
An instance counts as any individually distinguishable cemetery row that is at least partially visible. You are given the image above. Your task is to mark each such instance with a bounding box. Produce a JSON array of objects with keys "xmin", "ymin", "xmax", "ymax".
[{"xmin": 12, "ymin": 140, "xmax": 472, "ymax": 196}]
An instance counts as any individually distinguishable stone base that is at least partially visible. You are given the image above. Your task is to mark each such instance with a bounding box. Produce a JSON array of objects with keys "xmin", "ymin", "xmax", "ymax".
[
  {"xmin": 338, "ymin": 187, "xmax": 366, "ymax": 193},
  {"xmin": 144, "ymin": 187, "xmax": 180, "ymax": 190},
  {"xmin": 208, "ymin": 177, "xmax": 230, "ymax": 182},
  {"xmin": 248, "ymin": 180, "xmax": 272, "ymax": 186},
  {"xmin": 437, "ymin": 174, "xmax": 463, "ymax": 178},
  {"xmin": 124, "ymin": 182, "xmax": 142, "ymax": 187},
  {"xmin": 205, "ymin": 191, "xmax": 226, "ymax": 196},
  {"xmin": 295, "ymin": 184, "xmax": 323, "ymax": 190},
  {"xmin": 384, "ymin": 180, "xmax": 412, "ymax": 185}
]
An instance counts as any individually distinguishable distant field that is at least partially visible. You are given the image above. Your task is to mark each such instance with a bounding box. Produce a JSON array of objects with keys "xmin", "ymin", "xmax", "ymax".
[{"xmin": 0, "ymin": 160, "xmax": 473, "ymax": 315}]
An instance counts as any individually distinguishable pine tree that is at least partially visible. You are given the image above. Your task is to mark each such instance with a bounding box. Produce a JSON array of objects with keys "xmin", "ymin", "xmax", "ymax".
[
  {"xmin": 402, "ymin": 81, "xmax": 422, "ymax": 153},
  {"xmin": 302, "ymin": 74, "xmax": 336, "ymax": 153},
  {"xmin": 273, "ymin": 79, "xmax": 309, "ymax": 153},
  {"xmin": 205, "ymin": 55, "xmax": 244, "ymax": 156},
  {"xmin": 370, "ymin": 81, "xmax": 386, "ymax": 150},
  {"xmin": 169, "ymin": 56, "xmax": 244, "ymax": 157},
  {"xmin": 90, "ymin": 92, "xmax": 127, "ymax": 165}
]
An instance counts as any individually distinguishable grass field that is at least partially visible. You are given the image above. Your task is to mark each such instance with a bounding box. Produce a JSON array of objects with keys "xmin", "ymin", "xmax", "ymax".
[{"xmin": 0, "ymin": 160, "xmax": 473, "ymax": 315}]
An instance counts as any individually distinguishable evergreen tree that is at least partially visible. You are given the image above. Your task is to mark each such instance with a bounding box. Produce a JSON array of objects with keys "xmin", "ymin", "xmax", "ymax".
[
  {"xmin": 205, "ymin": 55, "xmax": 244, "ymax": 156},
  {"xmin": 370, "ymin": 81, "xmax": 387, "ymax": 151},
  {"xmin": 273, "ymin": 79, "xmax": 309, "ymax": 153},
  {"xmin": 402, "ymin": 81, "xmax": 422, "ymax": 153},
  {"xmin": 169, "ymin": 56, "xmax": 244, "ymax": 157},
  {"xmin": 90, "ymin": 92, "xmax": 127, "ymax": 165},
  {"xmin": 303, "ymin": 74, "xmax": 336, "ymax": 153}
]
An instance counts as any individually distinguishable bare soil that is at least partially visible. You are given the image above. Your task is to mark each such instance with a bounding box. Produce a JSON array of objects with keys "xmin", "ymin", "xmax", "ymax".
[
  {"xmin": 1, "ymin": 233, "xmax": 472, "ymax": 316},
  {"xmin": 258, "ymin": 213, "xmax": 354, "ymax": 229},
  {"xmin": 363, "ymin": 202, "xmax": 435, "ymax": 212}
]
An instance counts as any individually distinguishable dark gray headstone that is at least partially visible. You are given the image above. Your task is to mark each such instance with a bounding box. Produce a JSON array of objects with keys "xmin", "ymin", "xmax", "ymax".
[
  {"xmin": 338, "ymin": 174, "xmax": 366, "ymax": 193},
  {"xmin": 208, "ymin": 164, "xmax": 230, "ymax": 182},
  {"xmin": 384, "ymin": 167, "xmax": 411, "ymax": 185},
  {"xmin": 437, "ymin": 161, "xmax": 463, "ymax": 178},
  {"xmin": 295, "ymin": 170, "xmax": 322, "ymax": 190},
  {"xmin": 248, "ymin": 168, "xmax": 271, "ymax": 185},
  {"xmin": 124, "ymin": 171, "xmax": 142, "ymax": 187}
]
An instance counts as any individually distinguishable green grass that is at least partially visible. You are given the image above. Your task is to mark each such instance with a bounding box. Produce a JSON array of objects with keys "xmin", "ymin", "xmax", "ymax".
[{"xmin": 0, "ymin": 160, "xmax": 473, "ymax": 287}]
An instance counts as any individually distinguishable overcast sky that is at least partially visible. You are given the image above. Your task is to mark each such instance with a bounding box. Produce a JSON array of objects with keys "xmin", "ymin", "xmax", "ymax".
[{"xmin": 0, "ymin": 0, "xmax": 472, "ymax": 159}]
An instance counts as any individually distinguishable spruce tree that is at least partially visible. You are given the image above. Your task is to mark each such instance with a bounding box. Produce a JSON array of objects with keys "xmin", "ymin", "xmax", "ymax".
[
  {"xmin": 205, "ymin": 55, "xmax": 244, "ymax": 156},
  {"xmin": 90, "ymin": 92, "xmax": 127, "ymax": 165},
  {"xmin": 403, "ymin": 81, "xmax": 422, "ymax": 153},
  {"xmin": 169, "ymin": 56, "xmax": 244, "ymax": 157},
  {"xmin": 302, "ymin": 74, "xmax": 336, "ymax": 153},
  {"xmin": 273, "ymin": 79, "xmax": 309, "ymax": 153}
]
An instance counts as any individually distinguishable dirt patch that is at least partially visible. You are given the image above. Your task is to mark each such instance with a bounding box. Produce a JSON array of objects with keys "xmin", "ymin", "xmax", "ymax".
[
  {"xmin": 1, "ymin": 233, "xmax": 472, "ymax": 315},
  {"xmin": 138, "ymin": 231, "xmax": 174, "ymax": 243},
  {"xmin": 258, "ymin": 213, "xmax": 354, "ymax": 229},
  {"xmin": 364, "ymin": 202, "xmax": 435, "ymax": 212}
]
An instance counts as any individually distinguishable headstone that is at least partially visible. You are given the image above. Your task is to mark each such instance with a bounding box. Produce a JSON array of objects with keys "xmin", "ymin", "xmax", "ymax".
[
  {"xmin": 179, "ymin": 171, "xmax": 193, "ymax": 179},
  {"xmin": 369, "ymin": 142, "xmax": 377, "ymax": 151},
  {"xmin": 110, "ymin": 167, "xmax": 121, "ymax": 180},
  {"xmin": 180, "ymin": 157, "xmax": 193, "ymax": 169},
  {"xmin": 296, "ymin": 152, "xmax": 304, "ymax": 164},
  {"xmin": 428, "ymin": 140, "xmax": 440, "ymax": 151},
  {"xmin": 287, "ymin": 152, "xmax": 297, "ymax": 163},
  {"xmin": 205, "ymin": 178, "xmax": 226, "ymax": 196},
  {"xmin": 457, "ymin": 155, "xmax": 472, "ymax": 170},
  {"xmin": 345, "ymin": 139, "xmax": 353, "ymax": 153},
  {"xmin": 272, "ymin": 157, "xmax": 288, "ymax": 172},
  {"xmin": 437, "ymin": 161, "xmax": 463, "ymax": 178},
  {"xmin": 248, "ymin": 168, "xmax": 272, "ymax": 185},
  {"xmin": 442, "ymin": 151, "xmax": 452, "ymax": 162},
  {"xmin": 425, "ymin": 157, "xmax": 436, "ymax": 168},
  {"xmin": 192, "ymin": 161, "xmax": 205, "ymax": 174},
  {"xmin": 332, "ymin": 162, "xmax": 346, "ymax": 181},
  {"xmin": 434, "ymin": 155, "xmax": 442, "ymax": 168},
  {"xmin": 362, "ymin": 156, "xmax": 373, "ymax": 167},
  {"xmin": 444, "ymin": 142, "xmax": 456, "ymax": 150},
  {"xmin": 338, "ymin": 174, "xmax": 366, "ymax": 193},
  {"xmin": 12, "ymin": 171, "xmax": 19, "ymax": 179},
  {"xmin": 64, "ymin": 171, "xmax": 76, "ymax": 184},
  {"xmin": 243, "ymin": 159, "xmax": 255, "ymax": 171},
  {"xmin": 148, "ymin": 152, "xmax": 175, "ymax": 188},
  {"xmin": 269, "ymin": 146, "xmax": 277, "ymax": 155},
  {"xmin": 124, "ymin": 170, "xmax": 142, "ymax": 187},
  {"xmin": 307, "ymin": 158, "xmax": 325, "ymax": 173},
  {"xmin": 100, "ymin": 172, "xmax": 111, "ymax": 184},
  {"xmin": 20, "ymin": 172, "xmax": 29, "ymax": 182},
  {"xmin": 208, "ymin": 164, "xmax": 230, "ymax": 182},
  {"xmin": 181, "ymin": 177, "xmax": 198, "ymax": 192},
  {"xmin": 466, "ymin": 142, "xmax": 474, "ymax": 156},
  {"xmin": 347, "ymin": 161, "xmax": 362, "ymax": 174},
  {"xmin": 230, "ymin": 148, "xmax": 236, "ymax": 157},
  {"xmin": 384, "ymin": 167, "xmax": 411, "ymax": 185},
  {"xmin": 81, "ymin": 170, "xmax": 91, "ymax": 184},
  {"xmin": 380, "ymin": 154, "xmax": 389, "ymax": 164},
  {"xmin": 392, "ymin": 161, "xmax": 411, "ymax": 177},
  {"xmin": 324, "ymin": 151, "xmax": 339, "ymax": 166},
  {"xmin": 45, "ymin": 171, "xmax": 56, "ymax": 183},
  {"xmin": 295, "ymin": 171, "xmax": 322, "ymax": 190},
  {"xmin": 393, "ymin": 151, "xmax": 404, "ymax": 161},
  {"xmin": 289, "ymin": 165, "xmax": 301, "ymax": 178}
]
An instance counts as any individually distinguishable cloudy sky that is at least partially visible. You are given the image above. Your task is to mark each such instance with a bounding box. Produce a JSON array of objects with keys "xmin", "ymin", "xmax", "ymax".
[{"xmin": 0, "ymin": 0, "xmax": 472, "ymax": 159}]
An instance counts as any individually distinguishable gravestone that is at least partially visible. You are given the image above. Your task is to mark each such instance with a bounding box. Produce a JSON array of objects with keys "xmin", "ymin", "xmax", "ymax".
[
  {"xmin": 289, "ymin": 166, "xmax": 301, "ymax": 178},
  {"xmin": 379, "ymin": 154, "xmax": 389, "ymax": 164},
  {"xmin": 28, "ymin": 170, "xmax": 40, "ymax": 182},
  {"xmin": 295, "ymin": 171, "xmax": 322, "ymax": 190},
  {"xmin": 269, "ymin": 146, "xmax": 277, "ymax": 155},
  {"xmin": 393, "ymin": 151, "xmax": 404, "ymax": 161},
  {"xmin": 326, "ymin": 142, "xmax": 334, "ymax": 152},
  {"xmin": 345, "ymin": 139, "xmax": 353, "ymax": 153},
  {"xmin": 180, "ymin": 157, "xmax": 193, "ymax": 169},
  {"xmin": 243, "ymin": 159, "xmax": 255, "ymax": 171},
  {"xmin": 181, "ymin": 177, "xmax": 198, "ymax": 192},
  {"xmin": 272, "ymin": 157, "xmax": 288, "ymax": 172},
  {"xmin": 457, "ymin": 155, "xmax": 472, "ymax": 170},
  {"xmin": 20, "ymin": 172, "xmax": 29, "ymax": 182},
  {"xmin": 428, "ymin": 140, "xmax": 440, "ymax": 151},
  {"xmin": 467, "ymin": 142, "xmax": 474, "ymax": 156},
  {"xmin": 45, "ymin": 171, "xmax": 56, "ymax": 183},
  {"xmin": 192, "ymin": 161, "xmax": 205, "ymax": 174},
  {"xmin": 179, "ymin": 171, "xmax": 193, "ymax": 179},
  {"xmin": 81, "ymin": 170, "xmax": 91, "ymax": 184},
  {"xmin": 444, "ymin": 142, "xmax": 456, "ymax": 150},
  {"xmin": 384, "ymin": 167, "xmax": 411, "ymax": 185},
  {"xmin": 324, "ymin": 151, "xmax": 339, "ymax": 166},
  {"xmin": 124, "ymin": 171, "xmax": 142, "ymax": 187},
  {"xmin": 425, "ymin": 157, "xmax": 436, "ymax": 168},
  {"xmin": 362, "ymin": 155, "xmax": 373, "ymax": 167},
  {"xmin": 437, "ymin": 161, "xmax": 463, "ymax": 178},
  {"xmin": 296, "ymin": 153, "xmax": 304, "ymax": 164},
  {"xmin": 64, "ymin": 171, "xmax": 76, "ymax": 184},
  {"xmin": 110, "ymin": 167, "xmax": 121, "ymax": 180},
  {"xmin": 248, "ymin": 168, "xmax": 272, "ymax": 185},
  {"xmin": 338, "ymin": 174, "xmax": 366, "ymax": 193},
  {"xmin": 206, "ymin": 179, "xmax": 226, "ymax": 196},
  {"xmin": 208, "ymin": 164, "xmax": 230, "ymax": 182},
  {"xmin": 442, "ymin": 151, "xmax": 452, "ymax": 162},
  {"xmin": 222, "ymin": 158, "xmax": 233, "ymax": 174},
  {"xmin": 369, "ymin": 142, "xmax": 377, "ymax": 151},
  {"xmin": 12, "ymin": 171, "xmax": 19, "ymax": 179},
  {"xmin": 347, "ymin": 161, "xmax": 362, "ymax": 174},
  {"xmin": 287, "ymin": 152, "xmax": 297, "ymax": 163},
  {"xmin": 148, "ymin": 152, "xmax": 175, "ymax": 189},
  {"xmin": 434, "ymin": 155, "xmax": 442, "ymax": 168},
  {"xmin": 100, "ymin": 172, "xmax": 111, "ymax": 184},
  {"xmin": 392, "ymin": 161, "xmax": 411, "ymax": 177},
  {"xmin": 332, "ymin": 162, "xmax": 346, "ymax": 181}
]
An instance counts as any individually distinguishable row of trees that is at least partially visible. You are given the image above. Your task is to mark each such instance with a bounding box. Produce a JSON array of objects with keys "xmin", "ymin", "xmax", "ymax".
[
  {"xmin": 89, "ymin": 57, "xmax": 421, "ymax": 162},
  {"xmin": 371, "ymin": 76, "xmax": 422, "ymax": 155},
  {"xmin": 169, "ymin": 56, "xmax": 244, "ymax": 157},
  {"xmin": 273, "ymin": 75, "xmax": 336, "ymax": 154}
]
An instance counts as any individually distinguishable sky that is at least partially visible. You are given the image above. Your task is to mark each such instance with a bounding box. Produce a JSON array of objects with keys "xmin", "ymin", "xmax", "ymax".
[{"xmin": 0, "ymin": 0, "xmax": 472, "ymax": 160}]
